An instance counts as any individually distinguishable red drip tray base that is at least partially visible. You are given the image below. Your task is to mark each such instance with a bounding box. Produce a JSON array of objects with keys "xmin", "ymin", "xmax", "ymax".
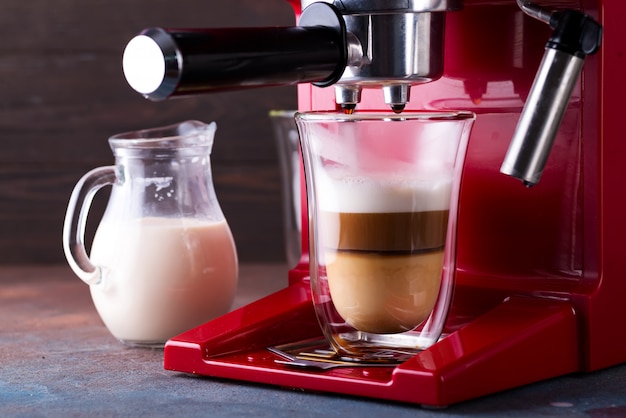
[{"xmin": 164, "ymin": 282, "xmax": 580, "ymax": 406}]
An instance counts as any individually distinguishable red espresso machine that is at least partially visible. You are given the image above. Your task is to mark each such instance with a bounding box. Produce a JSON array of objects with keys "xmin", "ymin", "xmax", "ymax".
[{"xmin": 121, "ymin": 0, "xmax": 626, "ymax": 406}]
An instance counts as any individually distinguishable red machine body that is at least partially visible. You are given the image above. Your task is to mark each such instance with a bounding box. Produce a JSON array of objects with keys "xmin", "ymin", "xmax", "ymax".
[{"xmin": 164, "ymin": 0, "xmax": 626, "ymax": 405}]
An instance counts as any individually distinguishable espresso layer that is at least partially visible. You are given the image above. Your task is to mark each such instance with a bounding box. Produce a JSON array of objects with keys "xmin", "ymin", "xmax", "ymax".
[{"xmin": 320, "ymin": 210, "xmax": 449, "ymax": 253}]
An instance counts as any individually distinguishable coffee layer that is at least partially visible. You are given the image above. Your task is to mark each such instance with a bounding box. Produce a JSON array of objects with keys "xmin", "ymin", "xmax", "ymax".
[{"xmin": 320, "ymin": 210, "xmax": 449, "ymax": 253}]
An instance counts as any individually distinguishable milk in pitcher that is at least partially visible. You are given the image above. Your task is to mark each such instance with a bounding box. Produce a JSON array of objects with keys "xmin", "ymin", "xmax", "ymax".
[{"xmin": 90, "ymin": 216, "xmax": 238, "ymax": 345}]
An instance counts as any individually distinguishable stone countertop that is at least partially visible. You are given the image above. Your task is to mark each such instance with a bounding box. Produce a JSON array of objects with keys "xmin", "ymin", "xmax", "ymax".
[{"xmin": 1, "ymin": 264, "xmax": 625, "ymax": 417}]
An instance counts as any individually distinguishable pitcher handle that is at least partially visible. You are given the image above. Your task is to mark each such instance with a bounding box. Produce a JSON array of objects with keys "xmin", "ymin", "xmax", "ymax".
[{"xmin": 62, "ymin": 166, "xmax": 117, "ymax": 285}]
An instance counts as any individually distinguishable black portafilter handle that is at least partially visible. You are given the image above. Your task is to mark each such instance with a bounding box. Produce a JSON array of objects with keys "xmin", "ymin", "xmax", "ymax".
[
  {"xmin": 122, "ymin": 2, "xmax": 347, "ymax": 101},
  {"xmin": 501, "ymin": 9, "xmax": 602, "ymax": 186}
]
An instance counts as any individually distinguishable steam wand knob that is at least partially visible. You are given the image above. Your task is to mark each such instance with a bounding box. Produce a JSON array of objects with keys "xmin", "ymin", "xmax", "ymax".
[{"xmin": 500, "ymin": 7, "xmax": 602, "ymax": 187}]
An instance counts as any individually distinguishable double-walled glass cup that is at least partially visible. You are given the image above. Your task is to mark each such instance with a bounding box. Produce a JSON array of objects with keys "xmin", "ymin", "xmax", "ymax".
[{"xmin": 296, "ymin": 111, "xmax": 475, "ymax": 361}]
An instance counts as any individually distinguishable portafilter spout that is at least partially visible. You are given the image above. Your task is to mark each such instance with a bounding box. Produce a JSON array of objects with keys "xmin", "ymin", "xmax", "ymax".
[
  {"xmin": 500, "ymin": 0, "xmax": 602, "ymax": 187},
  {"xmin": 323, "ymin": 0, "xmax": 463, "ymax": 113}
]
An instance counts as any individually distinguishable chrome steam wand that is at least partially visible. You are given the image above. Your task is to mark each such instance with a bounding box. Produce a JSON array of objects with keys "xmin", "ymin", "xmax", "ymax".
[{"xmin": 500, "ymin": 0, "xmax": 602, "ymax": 187}]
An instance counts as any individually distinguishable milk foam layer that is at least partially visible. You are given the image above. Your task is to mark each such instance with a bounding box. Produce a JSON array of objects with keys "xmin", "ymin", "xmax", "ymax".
[
  {"xmin": 90, "ymin": 217, "xmax": 238, "ymax": 344},
  {"xmin": 318, "ymin": 169, "xmax": 452, "ymax": 213}
]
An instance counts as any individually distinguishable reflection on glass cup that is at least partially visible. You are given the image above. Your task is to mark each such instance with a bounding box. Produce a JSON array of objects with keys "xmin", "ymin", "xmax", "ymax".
[
  {"xmin": 296, "ymin": 111, "xmax": 475, "ymax": 361},
  {"xmin": 269, "ymin": 110, "xmax": 302, "ymax": 267}
]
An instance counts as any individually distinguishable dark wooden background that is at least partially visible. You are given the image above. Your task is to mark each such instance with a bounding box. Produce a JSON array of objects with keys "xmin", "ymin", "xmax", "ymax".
[{"xmin": 0, "ymin": 0, "xmax": 298, "ymax": 265}]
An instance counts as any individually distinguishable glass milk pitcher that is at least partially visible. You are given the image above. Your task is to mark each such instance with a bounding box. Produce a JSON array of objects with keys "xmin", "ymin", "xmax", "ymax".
[{"xmin": 63, "ymin": 120, "xmax": 238, "ymax": 347}]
